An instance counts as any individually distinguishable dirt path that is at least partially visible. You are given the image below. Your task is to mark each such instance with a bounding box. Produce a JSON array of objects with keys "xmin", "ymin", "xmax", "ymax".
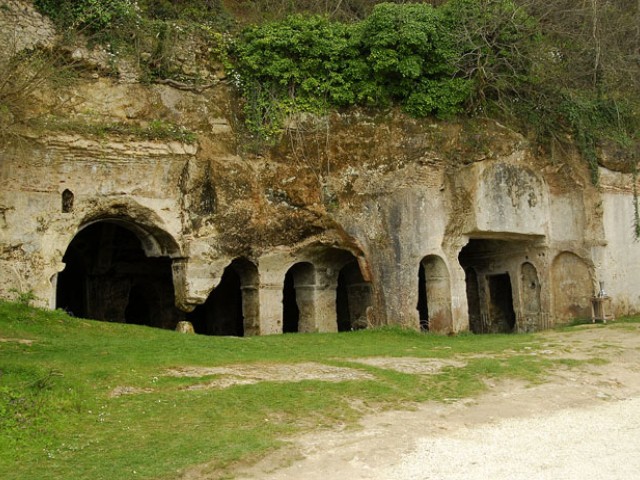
[{"xmin": 234, "ymin": 324, "xmax": 640, "ymax": 480}]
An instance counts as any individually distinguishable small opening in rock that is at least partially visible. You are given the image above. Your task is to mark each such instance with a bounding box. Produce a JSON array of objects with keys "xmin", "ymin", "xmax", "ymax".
[
  {"xmin": 282, "ymin": 270, "xmax": 299, "ymax": 333},
  {"xmin": 62, "ymin": 189, "xmax": 74, "ymax": 213},
  {"xmin": 417, "ymin": 263, "xmax": 428, "ymax": 331}
]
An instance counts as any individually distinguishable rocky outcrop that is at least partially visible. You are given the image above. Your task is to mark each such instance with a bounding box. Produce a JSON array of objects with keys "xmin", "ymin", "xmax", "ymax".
[
  {"xmin": 2, "ymin": 3, "xmax": 640, "ymax": 335},
  {"xmin": 0, "ymin": 0, "xmax": 55, "ymax": 59}
]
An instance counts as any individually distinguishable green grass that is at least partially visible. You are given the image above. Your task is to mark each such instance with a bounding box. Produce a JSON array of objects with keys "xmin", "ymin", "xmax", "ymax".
[{"xmin": 0, "ymin": 301, "xmax": 571, "ymax": 479}]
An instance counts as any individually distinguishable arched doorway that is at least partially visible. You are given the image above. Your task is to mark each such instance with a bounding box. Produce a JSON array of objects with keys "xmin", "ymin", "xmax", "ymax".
[
  {"xmin": 416, "ymin": 255, "xmax": 453, "ymax": 333},
  {"xmin": 282, "ymin": 262, "xmax": 315, "ymax": 333},
  {"xmin": 187, "ymin": 258, "xmax": 259, "ymax": 337},
  {"xmin": 458, "ymin": 239, "xmax": 519, "ymax": 333},
  {"xmin": 56, "ymin": 221, "xmax": 181, "ymax": 328},
  {"xmin": 336, "ymin": 260, "xmax": 372, "ymax": 331},
  {"xmin": 551, "ymin": 252, "xmax": 592, "ymax": 323},
  {"xmin": 487, "ymin": 273, "xmax": 516, "ymax": 332}
]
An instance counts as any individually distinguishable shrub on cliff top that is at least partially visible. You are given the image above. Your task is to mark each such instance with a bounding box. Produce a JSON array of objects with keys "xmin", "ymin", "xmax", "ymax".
[{"xmin": 232, "ymin": 3, "xmax": 476, "ymax": 138}]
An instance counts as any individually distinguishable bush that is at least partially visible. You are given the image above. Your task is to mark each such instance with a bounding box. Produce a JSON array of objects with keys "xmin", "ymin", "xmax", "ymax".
[
  {"xmin": 354, "ymin": 2, "xmax": 470, "ymax": 115},
  {"xmin": 232, "ymin": 3, "xmax": 474, "ymax": 138},
  {"xmin": 233, "ymin": 15, "xmax": 361, "ymax": 138}
]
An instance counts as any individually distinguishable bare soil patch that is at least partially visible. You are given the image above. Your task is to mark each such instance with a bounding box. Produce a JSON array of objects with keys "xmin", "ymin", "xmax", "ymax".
[
  {"xmin": 230, "ymin": 324, "xmax": 640, "ymax": 480},
  {"xmin": 165, "ymin": 362, "xmax": 375, "ymax": 390},
  {"xmin": 345, "ymin": 357, "xmax": 466, "ymax": 374},
  {"xmin": 108, "ymin": 386, "xmax": 154, "ymax": 398},
  {"xmin": 0, "ymin": 337, "xmax": 33, "ymax": 345}
]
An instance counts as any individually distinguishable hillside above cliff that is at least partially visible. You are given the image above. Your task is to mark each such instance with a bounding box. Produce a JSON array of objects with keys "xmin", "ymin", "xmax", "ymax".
[{"xmin": 1, "ymin": 0, "xmax": 638, "ymax": 179}]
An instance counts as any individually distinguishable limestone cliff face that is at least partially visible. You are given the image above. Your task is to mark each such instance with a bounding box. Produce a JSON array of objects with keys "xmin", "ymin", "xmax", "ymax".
[{"xmin": 2, "ymin": 2, "xmax": 639, "ymax": 334}]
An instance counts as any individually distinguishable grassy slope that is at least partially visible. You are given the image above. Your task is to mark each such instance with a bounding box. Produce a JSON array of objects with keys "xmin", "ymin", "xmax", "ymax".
[{"xmin": 1, "ymin": 301, "xmax": 562, "ymax": 479}]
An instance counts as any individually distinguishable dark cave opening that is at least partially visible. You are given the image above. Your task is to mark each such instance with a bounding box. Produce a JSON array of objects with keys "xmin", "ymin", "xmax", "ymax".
[
  {"xmin": 56, "ymin": 221, "xmax": 181, "ymax": 329},
  {"xmin": 188, "ymin": 266, "xmax": 244, "ymax": 336}
]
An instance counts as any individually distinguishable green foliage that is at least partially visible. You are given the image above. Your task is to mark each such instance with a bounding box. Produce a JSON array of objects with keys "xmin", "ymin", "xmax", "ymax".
[
  {"xmin": 355, "ymin": 2, "xmax": 468, "ymax": 114},
  {"xmin": 31, "ymin": 116, "xmax": 197, "ymax": 143},
  {"xmin": 558, "ymin": 95, "xmax": 623, "ymax": 185},
  {"xmin": 233, "ymin": 3, "xmax": 475, "ymax": 139},
  {"xmin": 28, "ymin": 0, "xmax": 640, "ymax": 179},
  {"xmin": 33, "ymin": 0, "xmax": 140, "ymax": 33},
  {"xmin": 233, "ymin": 15, "xmax": 359, "ymax": 138},
  {"xmin": 0, "ymin": 49, "xmax": 78, "ymax": 134}
]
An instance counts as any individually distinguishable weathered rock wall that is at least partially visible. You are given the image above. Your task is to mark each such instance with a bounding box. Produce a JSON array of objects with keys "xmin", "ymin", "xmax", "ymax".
[
  {"xmin": 0, "ymin": 0, "xmax": 55, "ymax": 59},
  {"xmin": 2, "ymin": 3, "xmax": 639, "ymax": 333}
]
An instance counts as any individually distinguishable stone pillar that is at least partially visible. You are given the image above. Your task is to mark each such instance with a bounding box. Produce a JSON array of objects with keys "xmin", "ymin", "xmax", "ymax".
[
  {"xmin": 258, "ymin": 283, "xmax": 284, "ymax": 335},
  {"xmin": 241, "ymin": 285, "xmax": 260, "ymax": 336},
  {"xmin": 314, "ymin": 284, "xmax": 338, "ymax": 332},
  {"xmin": 446, "ymin": 244, "xmax": 471, "ymax": 333},
  {"xmin": 296, "ymin": 284, "xmax": 318, "ymax": 333},
  {"xmin": 314, "ymin": 268, "xmax": 338, "ymax": 333},
  {"xmin": 422, "ymin": 256, "xmax": 453, "ymax": 333}
]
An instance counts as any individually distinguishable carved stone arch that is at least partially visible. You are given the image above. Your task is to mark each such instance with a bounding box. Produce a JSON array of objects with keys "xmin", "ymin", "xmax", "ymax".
[
  {"xmin": 292, "ymin": 244, "xmax": 375, "ymax": 333},
  {"xmin": 77, "ymin": 218, "xmax": 181, "ymax": 259},
  {"xmin": 75, "ymin": 201, "xmax": 183, "ymax": 258},
  {"xmin": 55, "ymin": 217, "xmax": 183, "ymax": 329}
]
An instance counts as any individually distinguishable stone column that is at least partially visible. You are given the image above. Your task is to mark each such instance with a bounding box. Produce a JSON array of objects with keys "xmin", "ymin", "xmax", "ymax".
[
  {"xmin": 296, "ymin": 284, "xmax": 318, "ymax": 333},
  {"xmin": 314, "ymin": 268, "xmax": 338, "ymax": 333},
  {"xmin": 446, "ymin": 243, "xmax": 471, "ymax": 333},
  {"xmin": 258, "ymin": 283, "xmax": 284, "ymax": 335},
  {"xmin": 241, "ymin": 285, "xmax": 260, "ymax": 336}
]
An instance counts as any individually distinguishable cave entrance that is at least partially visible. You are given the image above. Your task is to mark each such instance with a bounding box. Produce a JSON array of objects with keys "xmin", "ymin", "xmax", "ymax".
[
  {"xmin": 458, "ymin": 238, "xmax": 528, "ymax": 334},
  {"xmin": 56, "ymin": 221, "xmax": 181, "ymax": 328},
  {"xmin": 336, "ymin": 260, "xmax": 372, "ymax": 332},
  {"xmin": 487, "ymin": 273, "xmax": 517, "ymax": 332},
  {"xmin": 187, "ymin": 258, "xmax": 259, "ymax": 336},
  {"xmin": 416, "ymin": 255, "xmax": 452, "ymax": 332},
  {"xmin": 124, "ymin": 284, "xmax": 152, "ymax": 326},
  {"xmin": 282, "ymin": 262, "xmax": 315, "ymax": 333}
]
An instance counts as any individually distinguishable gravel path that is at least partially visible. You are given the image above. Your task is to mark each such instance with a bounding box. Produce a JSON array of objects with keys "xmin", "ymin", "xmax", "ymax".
[
  {"xmin": 382, "ymin": 397, "xmax": 640, "ymax": 480},
  {"xmin": 226, "ymin": 325, "xmax": 640, "ymax": 480}
]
